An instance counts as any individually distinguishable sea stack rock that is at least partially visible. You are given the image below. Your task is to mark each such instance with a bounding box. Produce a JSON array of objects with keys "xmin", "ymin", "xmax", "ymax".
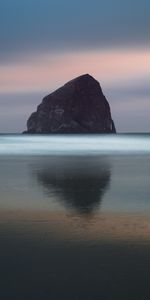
[{"xmin": 25, "ymin": 74, "xmax": 116, "ymax": 133}]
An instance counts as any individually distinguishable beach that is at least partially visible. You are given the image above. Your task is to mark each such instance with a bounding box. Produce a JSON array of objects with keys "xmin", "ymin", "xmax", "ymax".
[{"xmin": 0, "ymin": 134, "xmax": 150, "ymax": 299}]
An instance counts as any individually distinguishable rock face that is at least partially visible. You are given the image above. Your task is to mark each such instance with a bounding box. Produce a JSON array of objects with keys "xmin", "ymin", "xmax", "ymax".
[{"xmin": 25, "ymin": 74, "xmax": 116, "ymax": 133}]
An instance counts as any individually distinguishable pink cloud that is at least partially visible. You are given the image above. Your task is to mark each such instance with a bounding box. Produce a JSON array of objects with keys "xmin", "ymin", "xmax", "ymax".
[{"xmin": 0, "ymin": 48, "xmax": 150, "ymax": 93}]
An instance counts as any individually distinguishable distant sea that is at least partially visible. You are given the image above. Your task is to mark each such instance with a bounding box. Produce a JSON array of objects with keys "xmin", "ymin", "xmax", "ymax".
[{"xmin": 0, "ymin": 134, "xmax": 150, "ymax": 300}]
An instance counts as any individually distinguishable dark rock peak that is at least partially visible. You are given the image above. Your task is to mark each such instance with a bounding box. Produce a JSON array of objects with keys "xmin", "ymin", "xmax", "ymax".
[
  {"xmin": 25, "ymin": 74, "xmax": 116, "ymax": 134},
  {"xmin": 65, "ymin": 73, "xmax": 101, "ymax": 89},
  {"xmin": 43, "ymin": 74, "xmax": 102, "ymax": 103}
]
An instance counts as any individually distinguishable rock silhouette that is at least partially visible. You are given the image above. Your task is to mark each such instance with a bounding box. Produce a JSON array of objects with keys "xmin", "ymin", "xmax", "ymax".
[
  {"xmin": 25, "ymin": 74, "xmax": 116, "ymax": 133},
  {"xmin": 33, "ymin": 156, "xmax": 111, "ymax": 214}
]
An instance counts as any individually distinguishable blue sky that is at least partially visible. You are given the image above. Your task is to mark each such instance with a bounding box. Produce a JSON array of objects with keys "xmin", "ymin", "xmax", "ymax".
[{"xmin": 0, "ymin": 0, "xmax": 150, "ymax": 132}]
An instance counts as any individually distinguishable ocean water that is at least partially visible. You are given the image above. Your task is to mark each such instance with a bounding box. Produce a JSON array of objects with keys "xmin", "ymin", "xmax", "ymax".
[{"xmin": 0, "ymin": 134, "xmax": 150, "ymax": 300}]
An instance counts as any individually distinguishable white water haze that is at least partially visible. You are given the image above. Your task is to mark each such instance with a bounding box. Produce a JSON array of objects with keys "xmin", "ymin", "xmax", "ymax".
[{"xmin": 0, "ymin": 135, "xmax": 150, "ymax": 155}]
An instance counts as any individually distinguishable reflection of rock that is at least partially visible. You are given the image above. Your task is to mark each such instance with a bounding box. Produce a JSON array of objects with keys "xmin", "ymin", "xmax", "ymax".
[
  {"xmin": 25, "ymin": 74, "xmax": 116, "ymax": 133},
  {"xmin": 34, "ymin": 157, "xmax": 111, "ymax": 214}
]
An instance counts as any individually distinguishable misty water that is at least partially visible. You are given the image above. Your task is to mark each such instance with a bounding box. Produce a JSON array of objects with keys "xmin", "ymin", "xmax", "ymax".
[{"xmin": 0, "ymin": 134, "xmax": 150, "ymax": 300}]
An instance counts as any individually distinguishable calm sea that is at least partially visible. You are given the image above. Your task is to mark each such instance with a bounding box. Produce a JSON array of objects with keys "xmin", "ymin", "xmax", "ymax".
[{"xmin": 0, "ymin": 134, "xmax": 150, "ymax": 300}]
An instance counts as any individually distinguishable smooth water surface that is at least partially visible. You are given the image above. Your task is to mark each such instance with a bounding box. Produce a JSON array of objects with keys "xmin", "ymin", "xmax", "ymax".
[{"xmin": 0, "ymin": 134, "xmax": 150, "ymax": 299}]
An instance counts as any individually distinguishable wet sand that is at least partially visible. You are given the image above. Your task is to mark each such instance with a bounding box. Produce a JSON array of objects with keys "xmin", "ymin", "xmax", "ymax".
[
  {"xmin": 0, "ymin": 210, "xmax": 150, "ymax": 243},
  {"xmin": 0, "ymin": 211, "xmax": 150, "ymax": 300},
  {"xmin": 0, "ymin": 210, "xmax": 150, "ymax": 299},
  {"xmin": 0, "ymin": 149, "xmax": 150, "ymax": 299}
]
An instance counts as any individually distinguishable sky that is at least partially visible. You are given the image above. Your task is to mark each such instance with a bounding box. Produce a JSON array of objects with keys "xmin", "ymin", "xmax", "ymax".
[{"xmin": 0, "ymin": 0, "xmax": 150, "ymax": 132}]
